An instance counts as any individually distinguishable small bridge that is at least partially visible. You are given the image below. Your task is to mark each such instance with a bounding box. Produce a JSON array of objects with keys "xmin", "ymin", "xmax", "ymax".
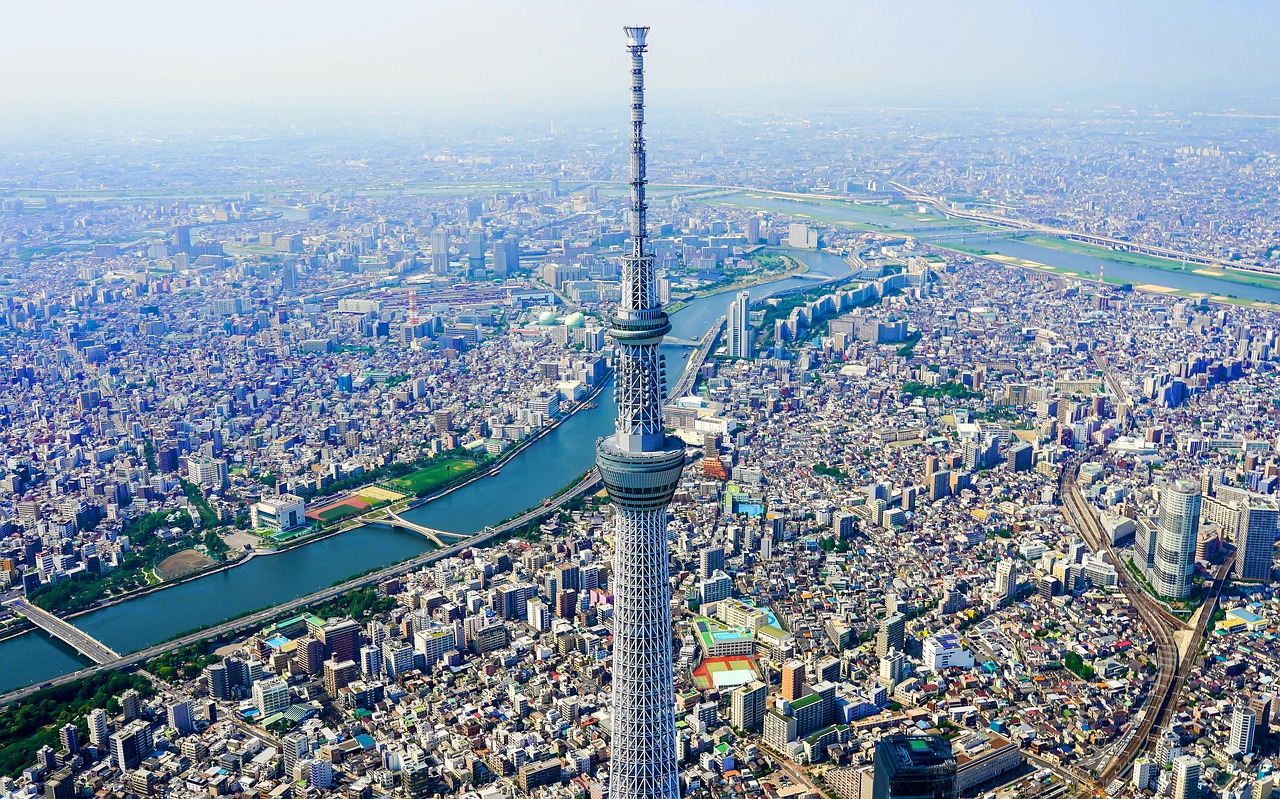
[
  {"xmin": 379, "ymin": 511, "xmax": 470, "ymax": 547},
  {"xmin": 7, "ymin": 599, "xmax": 120, "ymax": 665}
]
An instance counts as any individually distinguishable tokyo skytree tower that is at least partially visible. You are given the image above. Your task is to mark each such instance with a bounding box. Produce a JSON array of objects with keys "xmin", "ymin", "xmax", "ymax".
[{"xmin": 596, "ymin": 25, "xmax": 686, "ymax": 799}]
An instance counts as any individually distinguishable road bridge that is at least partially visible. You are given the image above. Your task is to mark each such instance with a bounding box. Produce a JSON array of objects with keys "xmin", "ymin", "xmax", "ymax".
[
  {"xmin": 6, "ymin": 599, "xmax": 120, "ymax": 665},
  {"xmin": 0, "ymin": 468, "xmax": 603, "ymax": 707},
  {"xmin": 377, "ymin": 511, "xmax": 469, "ymax": 547}
]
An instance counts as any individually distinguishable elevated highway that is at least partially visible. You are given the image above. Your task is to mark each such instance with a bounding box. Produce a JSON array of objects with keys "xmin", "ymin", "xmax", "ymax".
[{"xmin": 669, "ymin": 319, "xmax": 724, "ymax": 400}]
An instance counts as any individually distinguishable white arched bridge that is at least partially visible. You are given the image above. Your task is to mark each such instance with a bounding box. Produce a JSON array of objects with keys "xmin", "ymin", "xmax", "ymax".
[{"xmin": 377, "ymin": 510, "xmax": 472, "ymax": 547}]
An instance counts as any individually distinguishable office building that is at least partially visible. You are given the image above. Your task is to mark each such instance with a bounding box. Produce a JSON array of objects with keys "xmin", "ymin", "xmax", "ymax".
[
  {"xmin": 699, "ymin": 546, "xmax": 725, "ymax": 581},
  {"xmin": 1237, "ymin": 502, "xmax": 1278, "ymax": 581},
  {"xmin": 1153, "ymin": 480, "xmax": 1202, "ymax": 600},
  {"xmin": 872, "ymin": 735, "xmax": 956, "ymax": 799},
  {"xmin": 430, "ymin": 229, "xmax": 450, "ymax": 275},
  {"xmin": 726, "ymin": 290, "xmax": 752, "ymax": 358},
  {"xmin": 167, "ymin": 700, "xmax": 195, "ymax": 735},
  {"xmin": 251, "ymin": 494, "xmax": 306, "ymax": 532},
  {"xmin": 493, "ymin": 233, "xmax": 520, "ymax": 276}
]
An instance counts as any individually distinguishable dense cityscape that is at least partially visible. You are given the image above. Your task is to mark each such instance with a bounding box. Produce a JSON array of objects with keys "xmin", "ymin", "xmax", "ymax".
[{"xmin": 3, "ymin": 9, "xmax": 1280, "ymax": 799}]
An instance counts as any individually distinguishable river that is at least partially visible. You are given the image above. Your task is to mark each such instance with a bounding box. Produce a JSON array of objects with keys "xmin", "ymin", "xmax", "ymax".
[
  {"xmin": 933, "ymin": 236, "xmax": 1280, "ymax": 304},
  {"xmin": 0, "ymin": 247, "xmax": 854, "ymax": 694},
  {"xmin": 711, "ymin": 192, "xmax": 1280, "ymax": 304}
]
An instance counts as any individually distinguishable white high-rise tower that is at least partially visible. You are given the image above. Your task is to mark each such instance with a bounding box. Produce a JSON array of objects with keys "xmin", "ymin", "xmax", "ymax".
[
  {"xmin": 726, "ymin": 290, "xmax": 752, "ymax": 358},
  {"xmin": 1153, "ymin": 479, "xmax": 1201, "ymax": 600},
  {"xmin": 596, "ymin": 25, "xmax": 685, "ymax": 799}
]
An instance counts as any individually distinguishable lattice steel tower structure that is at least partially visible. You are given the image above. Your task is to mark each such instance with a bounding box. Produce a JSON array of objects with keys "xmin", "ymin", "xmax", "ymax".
[{"xmin": 596, "ymin": 25, "xmax": 685, "ymax": 799}]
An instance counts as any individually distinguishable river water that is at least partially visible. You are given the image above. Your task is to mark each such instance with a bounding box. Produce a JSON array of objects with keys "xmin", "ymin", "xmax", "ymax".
[
  {"xmin": 713, "ymin": 192, "xmax": 1280, "ymax": 304},
  {"xmin": 0, "ymin": 247, "xmax": 854, "ymax": 693},
  {"xmin": 933, "ymin": 236, "xmax": 1280, "ymax": 304}
]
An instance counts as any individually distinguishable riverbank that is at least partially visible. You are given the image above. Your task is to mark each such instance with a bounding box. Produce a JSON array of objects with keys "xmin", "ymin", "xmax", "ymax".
[
  {"xmin": 933, "ymin": 243, "xmax": 1280, "ymax": 311},
  {"xmin": 670, "ymin": 250, "xmax": 809, "ymax": 309},
  {"xmin": 26, "ymin": 372, "xmax": 614, "ymax": 624},
  {"xmin": 1015, "ymin": 234, "xmax": 1280, "ymax": 293}
]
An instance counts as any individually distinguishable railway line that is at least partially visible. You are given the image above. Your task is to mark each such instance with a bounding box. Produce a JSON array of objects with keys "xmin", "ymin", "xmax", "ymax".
[{"xmin": 1058, "ymin": 452, "xmax": 1227, "ymax": 785}]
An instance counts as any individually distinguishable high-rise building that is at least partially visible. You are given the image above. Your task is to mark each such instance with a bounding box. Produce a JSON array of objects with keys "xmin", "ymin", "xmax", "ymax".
[
  {"xmin": 87, "ymin": 708, "xmax": 109, "ymax": 748},
  {"xmin": 781, "ymin": 660, "xmax": 805, "ymax": 701},
  {"xmin": 44, "ymin": 769, "xmax": 74, "ymax": 799},
  {"xmin": 493, "ymin": 234, "xmax": 520, "ymax": 277},
  {"xmin": 204, "ymin": 662, "xmax": 230, "ymax": 699},
  {"xmin": 596, "ymin": 27, "xmax": 686, "ymax": 799},
  {"xmin": 726, "ymin": 290, "xmax": 752, "ymax": 359},
  {"xmin": 1153, "ymin": 480, "xmax": 1202, "ymax": 600},
  {"xmin": 1237, "ymin": 502, "xmax": 1278, "ymax": 582},
  {"xmin": 877, "ymin": 613, "xmax": 906, "ymax": 658},
  {"xmin": 880, "ymin": 649, "xmax": 908, "ymax": 689},
  {"xmin": 430, "ymin": 229, "xmax": 450, "ymax": 275},
  {"xmin": 121, "ymin": 689, "xmax": 142, "ymax": 722},
  {"xmin": 296, "ymin": 637, "xmax": 326, "ymax": 676},
  {"xmin": 167, "ymin": 700, "xmax": 195, "ymax": 735},
  {"xmin": 995, "ymin": 560, "xmax": 1016, "ymax": 601},
  {"xmin": 109, "ymin": 720, "xmax": 153, "ymax": 771},
  {"xmin": 467, "ymin": 228, "xmax": 486, "ymax": 274},
  {"xmin": 731, "ymin": 680, "xmax": 767, "ymax": 731},
  {"xmin": 318, "ymin": 619, "xmax": 361, "ymax": 663},
  {"xmin": 283, "ymin": 733, "xmax": 310, "ymax": 772},
  {"xmin": 698, "ymin": 546, "xmax": 724, "ymax": 581},
  {"xmin": 1231, "ymin": 705, "xmax": 1257, "ymax": 756},
  {"xmin": 872, "ymin": 735, "xmax": 956, "ymax": 799},
  {"xmin": 58, "ymin": 723, "xmax": 79, "ymax": 754},
  {"xmin": 252, "ymin": 676, "xmax": 290, "ymax": 716},
  {"xmin": 1171, "ymin": 754, "xmax": 1201, "ymax": 799},
  {"xmin": 172, "ymin": 224, "xmax": 191, "ymax": 254},
  {"xmin": 1250, "ymin": 694, "xmax": 1273, "ymax": 737}
]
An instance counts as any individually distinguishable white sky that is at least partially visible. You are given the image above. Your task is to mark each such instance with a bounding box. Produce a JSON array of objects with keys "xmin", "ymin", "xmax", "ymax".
[{"xmin": 3, "ymin": 0, "xmax": 1278, "ymax": 114}]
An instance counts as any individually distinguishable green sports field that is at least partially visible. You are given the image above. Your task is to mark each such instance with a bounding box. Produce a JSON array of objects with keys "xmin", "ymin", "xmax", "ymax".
[{"xmin": 390, "ymin": 457, "xmax": 481, "ymax": 496}]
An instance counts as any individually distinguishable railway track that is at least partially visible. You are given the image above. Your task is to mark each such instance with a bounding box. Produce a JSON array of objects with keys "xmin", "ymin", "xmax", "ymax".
[{"xmin": 1058, "ymin": 455, "xmax": 1227, "ymax": 784}]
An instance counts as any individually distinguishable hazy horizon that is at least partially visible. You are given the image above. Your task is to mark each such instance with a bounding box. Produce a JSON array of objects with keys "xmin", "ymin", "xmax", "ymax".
[{"xmin": 4, "ymin": 0, "xmax": 1280, "ymax": 125}]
